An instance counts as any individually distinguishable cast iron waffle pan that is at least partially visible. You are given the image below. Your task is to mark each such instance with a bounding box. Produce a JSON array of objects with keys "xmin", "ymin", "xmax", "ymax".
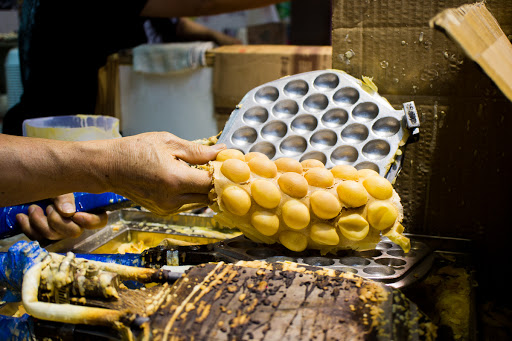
[
  {"xmin": 46, "ymin": 211, "xmax": 432, "ymax": 288},
  {"xmin": 165, "ymin": 234, "xmax": 433, "ymax": 289},
  {"xmin": 218, "ymin": 70, "xmax": 420, "ymax": 180}
]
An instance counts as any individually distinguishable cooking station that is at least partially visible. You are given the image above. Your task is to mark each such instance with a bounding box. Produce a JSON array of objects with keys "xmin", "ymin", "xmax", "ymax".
[
  {"xmin": 0, "ymin": 207, "xmax": 476, "ymax": 340},
  {"xmin": 0, "ymin": 65, "xmax": 483, "ymax": 340},
  {"xmin": 2, "ymin": 1, "xmax": 511, "ymax": 338}
]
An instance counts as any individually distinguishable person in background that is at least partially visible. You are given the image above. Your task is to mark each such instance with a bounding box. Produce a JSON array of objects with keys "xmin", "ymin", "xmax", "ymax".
[
  {"xmin": 1, "ymin": 0, "xmax": 285, "ymax": 242},
  {"xmin": 0, "ymin": 132, "xmax": 226, "ymax": 241},
  {"xmin": 2, "ymin": 0, "xmax": 283, "ymax": 136}
]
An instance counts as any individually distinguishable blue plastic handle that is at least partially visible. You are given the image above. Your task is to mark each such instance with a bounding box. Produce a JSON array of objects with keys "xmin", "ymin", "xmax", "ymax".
[
  {"xmin": 0, "ymin": 192, "xmax": 131, "ymax": 239},
  {"xmin": 0, "ymin": 314, "xmax": 34, "ymax": 340},
  {"xmin": 0, "ymin": 241, "xmax": 143, "ymax": 302}
]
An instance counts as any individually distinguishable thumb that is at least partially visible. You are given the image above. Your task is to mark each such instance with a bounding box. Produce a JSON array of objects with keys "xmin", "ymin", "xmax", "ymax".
[
  {"xmin": 53, "ymin": 193, "xmax": 76, "ymax": 217},
  {"xmin": 174, "ymin": 141, "xmax": 226, "ymax": 165}
]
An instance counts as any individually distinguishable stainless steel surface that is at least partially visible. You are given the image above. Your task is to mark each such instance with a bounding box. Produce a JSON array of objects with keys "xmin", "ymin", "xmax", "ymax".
[
  {"xmin": 218, "ymin": 70, "xmax": 418, "ymax": 178},
  {"xmin": 45, "ymin": 210, "xmax": 241, "ymax": 254}
]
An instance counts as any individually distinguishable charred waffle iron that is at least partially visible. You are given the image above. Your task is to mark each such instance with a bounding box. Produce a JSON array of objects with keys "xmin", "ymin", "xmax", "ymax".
[
  {"xmin": 143, "ymin": 234, "xmax": 434, "ymax": 289},
  {"xmin": 1, "ymin": 241, "xmax": 436, "ymax": 341},
  {"xmin": 2, "ymin": 210, "xmax": 435, "ymax": 340}
]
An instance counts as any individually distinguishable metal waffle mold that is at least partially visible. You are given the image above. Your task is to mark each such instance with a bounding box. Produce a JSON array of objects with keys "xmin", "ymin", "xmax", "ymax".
[
  {"xmin": 218, "ymin": 70, "xmax": 420, "ymax": 180},
  {"xmin": 46, "ymin": 211, "xmax": 433, "ymax": 289},
  {"xmin": 214, "ymin": 234, "xmax": 433, "ymax": 289}
]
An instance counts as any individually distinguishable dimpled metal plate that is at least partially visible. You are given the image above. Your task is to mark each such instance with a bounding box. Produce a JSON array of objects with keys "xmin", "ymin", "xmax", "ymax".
[
  {"xmin": 46, "ymin": 210, "xmax": 433, "ymax": 289},
  {"xmin": 219, "ymin": 235, "xmax": 433, "ymax": 288},
  {"xmin": 218, "ymin": 70, "xmax": 410, "ymax": 176}
]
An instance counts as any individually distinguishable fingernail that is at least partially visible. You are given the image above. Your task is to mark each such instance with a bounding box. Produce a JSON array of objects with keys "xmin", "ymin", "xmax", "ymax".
[
  {"xmin": 72, "ymin": 215, "xmax": 85, "ymax": 225},
  {"xmin": 60, "ymin": 202, "xmax": 75, "ymax": 214},
  {"xmin": 27, "ymin": 205, "xmax": 36, "ymax": 215},
  {"xmin": 46, "ymin": 205, "xmax": 54, "ymax": 215},
  {"xmin": 16, "ymin": 213, "xmax": 25, "ymax": 224},
  {"xmin": 211, "ymin": 143, "xmax": 226, "ymax": 151}
]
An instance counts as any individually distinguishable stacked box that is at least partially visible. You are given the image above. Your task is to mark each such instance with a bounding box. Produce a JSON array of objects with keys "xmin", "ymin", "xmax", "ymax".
[
  {"xmin": 332, "ymin": 0, "xmax": 512, "ymax": 292},
  {"xmin": 212, "ymin": 45, "xmax": 332, "ymax": 131}
]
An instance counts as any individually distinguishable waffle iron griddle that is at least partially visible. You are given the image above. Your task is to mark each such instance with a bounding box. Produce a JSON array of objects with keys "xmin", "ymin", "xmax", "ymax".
[
  {"xmin": 151, "ymin": 233, "xmax": 433, "ymax": 289},
  {"xmin": 47, "ymin": 210, "xmax": 433, "ymax": 289},
  {"xmin": 217, "ymin": 69, "xmax": 420, "ymax": 181}
]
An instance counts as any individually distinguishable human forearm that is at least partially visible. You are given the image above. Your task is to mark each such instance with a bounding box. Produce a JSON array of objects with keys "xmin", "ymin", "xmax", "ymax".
[
  {"xmin": 2, "ymin": 132, "xmax": 225, "ymax": 243},
  {"xmin": 1, "ymin": 132, "xmax": 224, "ymax": 215},
  {"xmin": 177, "ymin": 18, "xmax": 242, "ymax": 45},
  {"xmin": 141, "ymin": 0, "xmax": 286, "ymax": 18},
  {"xmin": 177, "ymin": 18, "xmax": 218, "ymax": 41},
  {"xmin": 0, "ymin": 134, "xmax": 112, "ymax": 206}
]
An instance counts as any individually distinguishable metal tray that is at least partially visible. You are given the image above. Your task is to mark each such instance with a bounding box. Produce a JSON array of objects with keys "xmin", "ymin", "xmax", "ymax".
[{"xmin": 45, "ymin": 209, "xmax": 241, "ymax": 254}]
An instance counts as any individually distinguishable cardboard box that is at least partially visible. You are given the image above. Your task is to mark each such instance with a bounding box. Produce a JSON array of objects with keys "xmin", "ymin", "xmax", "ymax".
[
  {"xmin": 212, "ymin": 45, "xmax": 332, "ymax": 130},
  {"xmin": 98, "ymin": 45, "xmax": 332, "ymax": 134},
  {"xmin": 332, "ymin": 0, "xmax": 512, "ymax": 98},
  {"xmin": 247, "ymin": 22, "xmax": 288, "ymax": 45},
  {"xmin": 332, "ymin": 0, "xmax": 512, "ymax": 290}
]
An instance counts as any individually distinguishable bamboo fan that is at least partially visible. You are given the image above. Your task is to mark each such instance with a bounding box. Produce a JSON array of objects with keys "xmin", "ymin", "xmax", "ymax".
[{"xmin": 430, "ymin": 2, "xmax": 512, "ymax": 102}]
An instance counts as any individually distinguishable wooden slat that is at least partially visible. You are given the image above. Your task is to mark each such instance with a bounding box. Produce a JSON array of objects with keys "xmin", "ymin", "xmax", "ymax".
[{"xmin": 430, "ymin": 3, "xmax": 512, "ymax": 102}]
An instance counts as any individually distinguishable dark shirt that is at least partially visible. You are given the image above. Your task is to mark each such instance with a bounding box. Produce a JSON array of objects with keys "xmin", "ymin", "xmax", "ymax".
[
  {"xmin": 3, "ymin": 0, "xmax": 149, "ymax": 136},
  {"xmin": 143, "ymin": 17, "xmax": 180, "ymax": 44}
]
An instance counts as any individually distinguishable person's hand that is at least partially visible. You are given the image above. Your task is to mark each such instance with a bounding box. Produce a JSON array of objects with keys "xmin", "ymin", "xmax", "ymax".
[
  {"xmin": 107, "ymin": 132, "xmax": 226, "ymax": 216},
  {"xmin": 174, "ymin": 17, "xmax": 242, "ymax": 46},
  {"xmin": 212, "ymin": 31, "xmax": 242, "ymax": 46},
  {"xmin": 16, "ymin": 193, "xmax": 108, "ymax": 241}
]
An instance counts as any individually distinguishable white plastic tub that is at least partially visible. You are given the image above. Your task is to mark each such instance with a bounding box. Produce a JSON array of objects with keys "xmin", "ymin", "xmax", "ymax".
[{"xmin": 23, "ymin": 115, "xmax": 121, "ymax": 141}]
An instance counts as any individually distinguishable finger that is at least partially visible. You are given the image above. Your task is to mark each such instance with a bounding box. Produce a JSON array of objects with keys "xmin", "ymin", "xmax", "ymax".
[
  {"xmin": 145, "ymin": 193, "xmax": 209, "ymax": 216},
  {"xmin": 71, "ymin": 212, "xmax": 108, "ymax": 230},
  {"xmin": 17, "ymin": 213, "xmax": 44, "ymax": 241},
  {"xmin": 174, "ymin": 193, "xmax": 210, "ymax": 208},
  {"xmin": 27, "ymin": 205, "xmax": 64, "ymax": 240},
  {"xmin": 174, "ymin": 163, "xmax": 213, "ymax": 194},
  {"xmin": 47, "ymin": 205, "xmax": 83, "ymax": 238},
  {"xmin": 172, "ymin": 138, "xmax": 226, "ymax": 165},
  {"xmin": 53, "ymin": 193, "xmax": 76, "ymax": 217}
]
